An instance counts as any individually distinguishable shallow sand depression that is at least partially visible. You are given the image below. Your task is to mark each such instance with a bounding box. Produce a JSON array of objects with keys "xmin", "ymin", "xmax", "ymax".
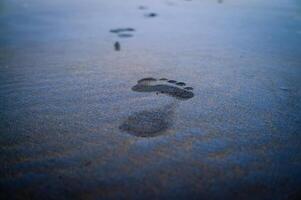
[{"xmin": 1, "ymin": 0, "xmax": 301, "ymax": 199}]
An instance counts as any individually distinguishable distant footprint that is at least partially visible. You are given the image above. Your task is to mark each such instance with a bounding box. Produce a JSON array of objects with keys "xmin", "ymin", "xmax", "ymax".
[
  {"xmin": 110, "ymin": 28, "xmax": 135, "ymax": 38},
  {"xmin": 109, "ymin": 28, "xmax": 135, "ymax": 34},
  {"xmin": 114, "ymin": 41, "xmax": 120, "ymax": 51},
  {"xmin": 138, "ymin": 6, "xmax": 158, "ymax": 18},
  {"xmin": 132, "ymin": 77, "xmax": 194, "ymax": 100},
  {"xmin": 110, "ymin": 27, "xmax": 135, "ymax": 50},
  {"xmin": 144, "ymin": 12, "xmax": 158, "ymax": 18},
  {"xmin": 138, "ymin": 5, "xmax": 148, "ymax": 10}
]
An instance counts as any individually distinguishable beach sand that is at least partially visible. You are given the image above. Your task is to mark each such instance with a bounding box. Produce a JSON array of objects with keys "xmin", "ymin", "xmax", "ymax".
[{"xmin": 1, "ymin": 0, "xmax": 301, "ymax": 199}]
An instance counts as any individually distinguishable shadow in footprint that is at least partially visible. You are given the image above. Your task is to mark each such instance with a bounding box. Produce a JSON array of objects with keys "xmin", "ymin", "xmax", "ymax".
[
  {"xmin": 119, "ymin": 102, "xmax": 176, "ymax": 137},
  {"xmin": 132, "ymin": 77, "xmax": 194, "ymax": 100},
  {"xmin": 145, "ymin": 13, "xmax": 158, "ymax": 18}
]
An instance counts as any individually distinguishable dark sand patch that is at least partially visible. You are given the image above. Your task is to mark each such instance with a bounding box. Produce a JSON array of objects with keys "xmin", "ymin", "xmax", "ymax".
[
  {"xmin": 114, "ymin": 41, "xmax": 120, "ymax": 51},
  {"xmin": 145, "ymin": 13, "xmax": 158, "ymax": 18},
  {"xmin": 120, "ymin": 77, "xmax": 194, "ymax": 137},
  {"xmin": 138, "ymin": 6, "xmax": 148, "ymax": 10}
]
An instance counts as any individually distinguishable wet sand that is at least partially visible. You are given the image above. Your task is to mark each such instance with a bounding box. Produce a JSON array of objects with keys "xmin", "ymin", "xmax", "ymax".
[{"xmin": 1, "ymin": 0, "xmax": 301, "ymax": 199}]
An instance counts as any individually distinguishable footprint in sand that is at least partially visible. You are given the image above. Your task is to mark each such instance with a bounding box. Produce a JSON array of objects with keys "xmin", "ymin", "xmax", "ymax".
[
  {"xmin": 114, "ymin": 42, "xmax": 120, "ymax": 51},
  {"xmin": 132, "ymin": 77, "xmax": 194, "ymax": 100},
  {"xmin": 144, "ymin": 12, "xmax": 158, "ymax": 18},
  {"xmin": 109, "ymin": 27, "xmax": 135, "ymax": 51},
  {"xmin": 137, "ymin": 6, "xmax": 157, "ymax": 18},
  {"xmin": 138, "ymin": 5, "xmax": 148, "ymax": 10},
  {"xmin": 110, "ymin": 28, "xmax": 135, "ymax": 34},
  {"xmin": 119, "ymin": 77, "xmax": 194, "ymax": 137},
  {"xmin": 110, "ymin": 28, "xmax": 135, "ymax": 36}
]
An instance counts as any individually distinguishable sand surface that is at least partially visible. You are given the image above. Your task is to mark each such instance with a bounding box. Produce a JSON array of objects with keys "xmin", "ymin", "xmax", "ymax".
[{"xmin": 1, "ymin": 0, "xmax": 301, "ymax": 199}]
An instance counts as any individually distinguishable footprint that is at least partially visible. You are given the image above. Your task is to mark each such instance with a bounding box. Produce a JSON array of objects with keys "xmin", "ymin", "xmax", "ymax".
[
  {"xmin": 110, "ymin": 27, "xmax": 135, "ymax": 50},
  {"xmin": 110, "ymin": 28, "xmax": 135, "ymax": 38},
  {"xmin": 138, "ymin": 5, "xmax": 148, "ymax": 10},
  {"xmin": 119, "ymin": 77, "xmax": 194, "ymax": 137},
  {"xmin": 114, "ymin": 41, "xmax": 120, "ymax": 51},
  {"xmin": 132, "ymin": 77, "xmax": 194, "ymax": 100},
  {"xmin": 119, "ymin": 103, "xmax": 176, "ymax": 137},
  {"xmin": 144, "ymin": 12, "xmax": 158, "ymax": 18},
  {"xmin": 110, "ymin": 28, "xmax": 135, "ymax": 34}
]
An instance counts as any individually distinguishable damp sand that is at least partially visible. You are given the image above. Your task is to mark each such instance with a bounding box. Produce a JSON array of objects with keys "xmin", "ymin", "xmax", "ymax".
[{"xmin": 1, "ymin": 0, "xmax": 301, "ymax": 199}]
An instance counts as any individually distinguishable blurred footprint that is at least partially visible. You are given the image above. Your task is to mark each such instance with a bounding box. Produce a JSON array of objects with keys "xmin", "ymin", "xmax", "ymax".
[
  {"xmin": 119, "ymin": 102, "xmax": 176, "ymax": 137},
  {"xmin": 114, "ymin": 41, "xmax": 120, "ymax": 51},
  {"xmin": 138, "ymin": 5, "xmax": 148, "ymax": 10},
  {"xmin": 166, "ymin": 1, "xmax": 176, "ymax": 6},
  {"xmin": 110, "ymin": 27, "xmax": 135, "ymax": 50},
  {"xmin": 109, "ymin": 28, "xmax": 135, "ymax": 34},
  {"xmin": 110, "ymin": 28, "xmax": 135, "ymax": 38},
  {"xmin": 144, "ymin": 12, "xmax": 158, "ymax": 18}
]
